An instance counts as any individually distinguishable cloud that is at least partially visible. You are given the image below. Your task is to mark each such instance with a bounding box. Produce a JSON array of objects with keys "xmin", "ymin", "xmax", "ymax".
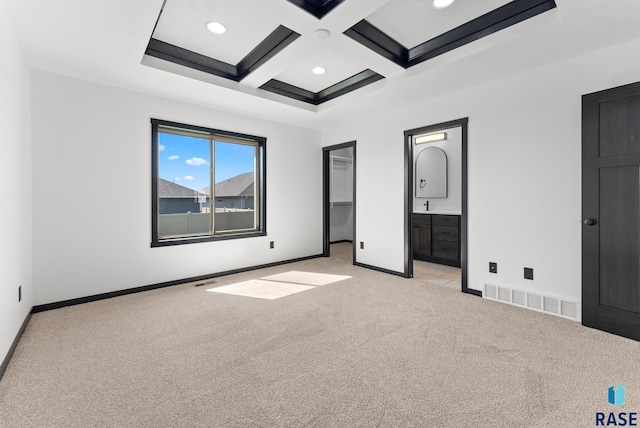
[
  {"xmin": 174, "ymin": 177, "xmax": 181, "ymax": 182},
  {"xmin": 167, "ymin": 155, "xmax": 179, "ymax": 160},
  {"xmin": 186, "ymin": 157, "xmax": 208, "ymax": 166},
  {"xmin": 183, "ymin": 176, "xmax": 195, "ymax": 181},
  {"xmin": 159, "ymin": 144, "xmax": 165, "ymax": 151}
]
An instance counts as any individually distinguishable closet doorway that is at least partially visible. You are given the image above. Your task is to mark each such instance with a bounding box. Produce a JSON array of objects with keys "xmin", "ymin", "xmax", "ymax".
[{"xmin": 322, "ymin": 141, "xmax": 356, "ymax": 262}]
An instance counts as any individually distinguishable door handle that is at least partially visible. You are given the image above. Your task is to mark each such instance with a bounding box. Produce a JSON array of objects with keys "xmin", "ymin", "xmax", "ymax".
[{"xmin": 584, "ymin": 218, "xmax": 598, "ymax": 226}]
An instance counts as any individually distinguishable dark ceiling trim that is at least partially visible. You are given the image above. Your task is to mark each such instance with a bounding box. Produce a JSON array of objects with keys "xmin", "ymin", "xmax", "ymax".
[
  {"xmin": 146, "ymin": 38, "xmax": 238, "ymax": 80},
  {"xmin": 260, "ymin": 69, "xmax": 384, "ymax": 105},
  {"xmin": 260, "ymin": 80, "xmax": 316, "ymax": 104},
  {"xmin": 286, "ymin": 0, "xmax": 346, "ymax": 19},
  {"xmin": 317, "ymin": 69, "xmax": 384, "ymax": 103},
  {"xmin": 145, "ymin": 25, "xmax": 300, "ymax": 82},
  {"xmin": 407, "ymin": 0, "xmax": 557, "ymax": 67},
  {"xmin": 344, "ymin": 0, "xmax": 557, "ymax": 69},
  {"xmin": 343, "ymin": 20, "xmax": 407, "ymax": 68},
  {"xmin": 237, "ymin": 26, "xmax": 301, "ymax": 79}
]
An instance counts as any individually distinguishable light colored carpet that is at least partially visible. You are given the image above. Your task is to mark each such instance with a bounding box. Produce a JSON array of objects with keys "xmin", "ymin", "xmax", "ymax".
[
  {"xmin": 1, "ymin": 243, "xmax": 639, "ymax": 427},
  {"xmin": 206, "ymin": 279, "xmax": 315, "ymax": 300},
  {"xmin": 208, "ymin": 271, "xmax": 352, "ymax": 300},
  {"xmin": 260, "ymin": 271, "xmax": 351, "ymax": 286}
]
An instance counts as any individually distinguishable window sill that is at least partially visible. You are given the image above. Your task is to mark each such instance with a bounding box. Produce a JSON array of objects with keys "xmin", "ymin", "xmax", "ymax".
[{"xmin": 151, "ymin": 230, "xmax": 266, "ymax": 247}]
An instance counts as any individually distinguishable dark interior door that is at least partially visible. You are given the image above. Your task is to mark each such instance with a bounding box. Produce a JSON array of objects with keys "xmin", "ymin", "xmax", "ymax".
[{"xmin": 582, "ymin": 81, "xmax": 640, "ymax": 341}]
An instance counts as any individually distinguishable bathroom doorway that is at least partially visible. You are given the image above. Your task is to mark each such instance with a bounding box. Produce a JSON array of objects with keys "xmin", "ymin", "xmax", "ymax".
[
  {"xmin": 322, "ymin": 141, "xmax": 356, "ymax": 263},
  {"xmin": 404, "ymin": 118, "xmax": 479, "ymax": 296}
]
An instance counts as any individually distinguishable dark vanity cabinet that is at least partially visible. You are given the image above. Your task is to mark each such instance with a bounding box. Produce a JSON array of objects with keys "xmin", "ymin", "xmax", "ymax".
[
  {"xmin": 412, "ymin": 214, "xmax": 432, "ymax": 258},
  {"xmin": 412, "ymin": 214, "xmax": 461, "ymax": 267}
]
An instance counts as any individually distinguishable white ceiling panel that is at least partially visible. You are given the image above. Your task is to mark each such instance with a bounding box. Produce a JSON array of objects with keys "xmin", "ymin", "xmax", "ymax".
[
  {"xmin": 153, "ymin": 0, "xmax": 280, "ymax": 65},
  {"xmin": 274, "ymin": 48, "xmax": 369, "ymax": 93},
  {"xmin": 367, "ymin": 0, "xmax": 513, "ymax": 48}
]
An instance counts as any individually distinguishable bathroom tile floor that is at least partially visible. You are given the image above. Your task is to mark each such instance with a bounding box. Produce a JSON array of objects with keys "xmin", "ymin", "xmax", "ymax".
[{"xmin": 413, "ymin": 260, "xmax": 461, "ymax": 290}]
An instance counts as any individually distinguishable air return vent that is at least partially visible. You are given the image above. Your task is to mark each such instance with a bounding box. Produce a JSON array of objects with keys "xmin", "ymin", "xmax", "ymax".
[{"xmin": 483, "ymin": 282, "xmax": 580, "ymax": 321}]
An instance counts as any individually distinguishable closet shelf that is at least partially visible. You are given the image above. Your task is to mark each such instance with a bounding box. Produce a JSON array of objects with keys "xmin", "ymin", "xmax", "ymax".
[
  {"xmin": 330, "ymin": 155, "xmax": 352, "ymax": 168},
  {"xmin": 330, "ymin": 153, "xmax": 353, "ymax": 206},
  {"xmin": 330, "ymin": 201, "xmax": 352, "ymax": 207}
]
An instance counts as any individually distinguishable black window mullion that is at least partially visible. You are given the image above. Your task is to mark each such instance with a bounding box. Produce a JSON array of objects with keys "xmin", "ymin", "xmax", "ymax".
[{"xmin": 211, "ymin": 136, "xmax": 216, "ymax": 234}]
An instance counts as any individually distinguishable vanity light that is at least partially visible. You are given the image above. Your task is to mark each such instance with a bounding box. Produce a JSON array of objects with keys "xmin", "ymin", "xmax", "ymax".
[
  {"xmin": 312, "ymin": 66, "xmax": 327, "ymax": 75},
  {"xmin": 433, "ymin": 0, "xmax": 456, "ymax": 9},
  {"xmin": 415, "ymin": 132, "xmax": 447, "ymax": 144},
  {"xmin": 206, "ymin": 21, "xmax": 227, "ymax": 34}
]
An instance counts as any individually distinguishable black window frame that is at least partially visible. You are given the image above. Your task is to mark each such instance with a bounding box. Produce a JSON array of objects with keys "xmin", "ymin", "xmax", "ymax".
[{"xmin": 151, "ymin": 118, "xmax": 266, "ymax": 247}]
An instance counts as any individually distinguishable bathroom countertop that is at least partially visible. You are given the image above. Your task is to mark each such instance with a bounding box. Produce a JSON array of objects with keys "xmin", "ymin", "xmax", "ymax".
[{"xmin": 413, "ymin": 211, "xmax": 462, "ymax": 215}]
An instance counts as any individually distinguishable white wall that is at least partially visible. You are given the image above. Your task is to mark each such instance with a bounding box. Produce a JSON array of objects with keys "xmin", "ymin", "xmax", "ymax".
[
  {"xmin": 0, "ymin": 0, "xmax": 32, "ymax": 364},
  {"xmin": 31, "ymin": 71, "xmax": 322, "ymax": 305},
  {"xmin": 323, "ymin": 36, "xmax": 640, "ymax": 303},
  {"xmin": 413, "ymin": 126, "xmax": 462, "ymax": 214}
]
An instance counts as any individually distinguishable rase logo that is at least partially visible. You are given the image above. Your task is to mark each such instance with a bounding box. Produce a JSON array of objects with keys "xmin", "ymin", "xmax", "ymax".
[
  {"xmin": 610, "ymin": 384, "xmax": 627, "ymax": 408},
  {"xmin": 596, "ymin": 384, "xmax": 638, "ymax": 426}
]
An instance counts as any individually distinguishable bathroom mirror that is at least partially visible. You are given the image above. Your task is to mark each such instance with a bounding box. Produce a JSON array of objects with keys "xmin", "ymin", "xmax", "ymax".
[{"xmin": 415, "ymin": 146, "xmax": 447, "ymax": 198}]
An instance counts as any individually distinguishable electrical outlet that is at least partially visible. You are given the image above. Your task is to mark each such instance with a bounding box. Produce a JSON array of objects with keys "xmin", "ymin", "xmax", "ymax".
[
  {"xmin": 269, "ymin": 241, "xmax": 274, "ymax": 249},
  {"xmin": 489, "ymin": 262, "xmax": 497, "ymax": 274},
  {"xmin": 18, "ymin": 285, "xmax": 21, "ymax": 302},
  {"xmin": 524, "ymin": 267, "xmax": 534, "ymax": 280},
  {"xmin": 360, "ymin": 241, "xmax": 364, "ymax": 249}
]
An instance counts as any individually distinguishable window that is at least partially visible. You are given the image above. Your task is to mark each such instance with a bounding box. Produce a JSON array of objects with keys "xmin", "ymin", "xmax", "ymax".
[{"xmin": 151, "ymin": 119, "xmax": 266, "ymax": 246}]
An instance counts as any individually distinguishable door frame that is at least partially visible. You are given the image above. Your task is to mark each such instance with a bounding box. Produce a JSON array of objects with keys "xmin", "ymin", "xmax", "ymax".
[
  {"xmin": 322, "ymin": 141, "xmax": 356, "ymax": 261},
  {"xmin": 404, "ymin": 118, "xmax": 480, "ymax": 296}
]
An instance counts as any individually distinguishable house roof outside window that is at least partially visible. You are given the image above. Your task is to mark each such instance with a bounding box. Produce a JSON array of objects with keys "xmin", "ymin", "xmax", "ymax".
[
  {"xmin": 158, "ymin": 178, "xmax": 205, "ymax": 199},
  {"xmin": 200, "ymin": 172, "xmax": 254, "ymax": 198}
]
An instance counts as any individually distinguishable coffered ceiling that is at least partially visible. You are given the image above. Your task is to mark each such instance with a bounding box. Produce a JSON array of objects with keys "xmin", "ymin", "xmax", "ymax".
[
  {"xmin": 143, "ymin": 0, "xmax": 555, "ymax": 107},
  {"xmin": 4, "ymin": 0, "xmax": 640, "ymax": 130}
]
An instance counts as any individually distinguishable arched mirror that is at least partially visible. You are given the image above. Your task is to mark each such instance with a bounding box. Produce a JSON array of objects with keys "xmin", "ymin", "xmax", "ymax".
[{"xmin": 415, "ymin": 146, "xmax": 447, "ymax": 198}]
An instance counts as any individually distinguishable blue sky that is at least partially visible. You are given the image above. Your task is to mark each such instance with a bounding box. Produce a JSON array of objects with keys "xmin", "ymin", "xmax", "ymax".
[{"xmin": 158, "ymin": 132, "xmax": 255, "ymax": 191}]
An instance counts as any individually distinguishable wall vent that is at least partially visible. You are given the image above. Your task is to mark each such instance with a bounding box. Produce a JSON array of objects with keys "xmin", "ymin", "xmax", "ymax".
[{"xmin": 483, "ymin": 282, "xmax": 580, "ymax": 321}]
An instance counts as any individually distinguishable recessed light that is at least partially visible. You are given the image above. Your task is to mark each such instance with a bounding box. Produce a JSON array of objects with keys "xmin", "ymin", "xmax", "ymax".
[
  {"xmin": 312, "ymin": 66, "xmax": 326, "ymax": 75},
  {"xmin": 206, "ymin": 21, "xmax": 227, "ymax": 34},
  {"xmin": 433, "ymin": 0, "xmax": 456, "ymax": 9}
]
